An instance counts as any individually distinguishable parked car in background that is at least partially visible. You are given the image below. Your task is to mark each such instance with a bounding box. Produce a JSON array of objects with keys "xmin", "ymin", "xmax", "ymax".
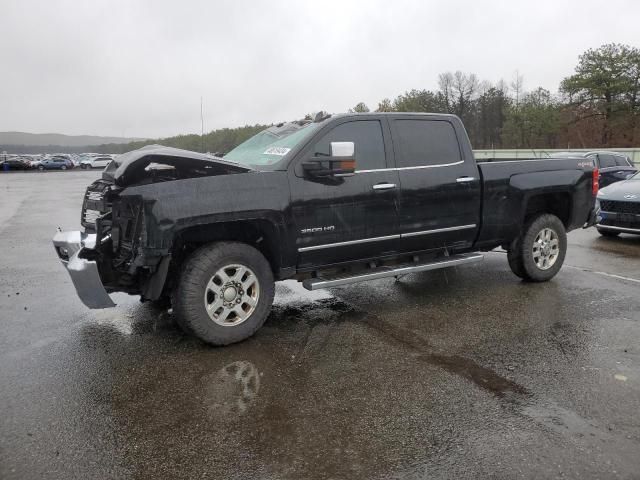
[
  {"xmin": 38, "ymin": 157, "xmax": 74, "ymax": 170},
  {"xmin": 80, "ymin": 155, "xmax": 113, "ymax": 169},
  {"xmin": 47, "ymin": 153, "xmax": 77, "ymax": 167},
  {"xmin": 28, "ymin": 158, "xmax": 43, "ymax": 169},
  {"xmin": 1, "ymin": 157, "xmax": 31, "ymax": 170},
  {"xmin": 596, "ymin": 172, "xmax": 640, "ymax": 237},
  {"xmin": 555, "ymin": 151, "xmax": 637, "ymax": 188}
]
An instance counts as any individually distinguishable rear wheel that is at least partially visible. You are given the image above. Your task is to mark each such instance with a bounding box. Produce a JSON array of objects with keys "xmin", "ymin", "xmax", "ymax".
[
  {"xmin": 38, "ymin": 165, "xmax": 44, "ymax": 171},
  {"xmin": 597, "ymin": 228, "xmax": 620, "ymax": 238},
  {"xmin": 172, "ymin": 242, "xmax": 274, "ymax": 346},
  {"xmin": 61, "ymin": 165, "xmax": 67, "ymax": 170},
  {"xmin": 507, "ymin": 213, "xmax": 567, "ymax": 282}
]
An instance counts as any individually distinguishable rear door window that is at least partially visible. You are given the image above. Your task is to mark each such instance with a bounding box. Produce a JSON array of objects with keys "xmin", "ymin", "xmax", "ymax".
[
  {"xmin": 393, "ymin": 120, "xmax": 461, "ymax": 168},
  {"xmin": 598, "ymin": 154, "xmax": 617, "ymax": 168},
  {"xmin": 614, "ymin": 156, "xmax": 631, "ymax": 167}
]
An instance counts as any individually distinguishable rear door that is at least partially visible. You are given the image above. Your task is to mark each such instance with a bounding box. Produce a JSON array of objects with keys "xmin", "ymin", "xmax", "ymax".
[
  {"xmin": 289, "ymin": 118, "xmax": 400, "ymax": 269},
  {"xmin": 390, "ymin": 116, "xmax": 481, "ymax": 253}
]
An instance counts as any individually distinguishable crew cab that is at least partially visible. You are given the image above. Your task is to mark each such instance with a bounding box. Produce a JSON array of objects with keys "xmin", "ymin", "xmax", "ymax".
[{"xmin": 53, "ymin": 113, "xmax": 598, "ymax": 345}]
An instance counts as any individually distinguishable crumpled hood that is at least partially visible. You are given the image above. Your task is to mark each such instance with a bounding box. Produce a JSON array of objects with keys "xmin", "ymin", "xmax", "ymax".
[
  {"xmin": 599, "ymin": 177, "xmax": 640, "ymax": 201},
  {"xmin": 103, "ymin": 144, "xmax": 253, "ymax": 187}
]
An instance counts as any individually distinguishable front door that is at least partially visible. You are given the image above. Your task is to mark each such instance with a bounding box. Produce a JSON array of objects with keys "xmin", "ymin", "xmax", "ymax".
[{"xmin": 289, "ymin": 118, "xmax": 400, "ymax": 269}]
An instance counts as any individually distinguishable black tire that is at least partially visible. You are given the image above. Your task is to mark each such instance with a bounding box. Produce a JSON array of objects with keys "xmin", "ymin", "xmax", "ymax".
[
  {"xmin": 149, "ymin": 295, "xmax": 172, "ymax": 310},
  {"xmin": 172, "ymin": 242, "xmax": 274, "ymax": 346},
  {"xmin": 507, "ymin": 213, "xmax": 567, "ymax": 282},
  {"xmin": 61, "ymin": 165, "xmax": 67, "ymax": 170},
  {"xmin": 597, "ymin": 228, "xmax": 620, "ymax": 238},
  {"xmin": 38, "ymin": 165, "xmax": 44, "ymax": 171}
]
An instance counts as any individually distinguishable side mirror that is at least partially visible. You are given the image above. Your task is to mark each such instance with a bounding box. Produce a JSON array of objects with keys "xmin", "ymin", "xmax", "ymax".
[{"xmin": 302, "ymin": 141, "xmax": 356, "ymax": 177}]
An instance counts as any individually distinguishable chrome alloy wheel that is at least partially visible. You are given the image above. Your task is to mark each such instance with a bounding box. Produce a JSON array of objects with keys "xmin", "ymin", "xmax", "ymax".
[
  {"xmin": 204, "ymin": 264, "xmax": 260, "ymax": 327},
  {"xmin": 532, "ymin": 227, "xmax": 559, "ymax": 270}
]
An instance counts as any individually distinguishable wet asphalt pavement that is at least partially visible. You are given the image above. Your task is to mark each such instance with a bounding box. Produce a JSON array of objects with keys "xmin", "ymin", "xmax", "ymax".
[{"xmin": 1, "ymin": 171, "xmax": 639, "ymax": 480}]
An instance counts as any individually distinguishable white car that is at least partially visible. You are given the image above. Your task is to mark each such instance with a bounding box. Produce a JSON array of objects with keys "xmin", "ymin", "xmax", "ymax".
[{"xmin": 80, "ymin": 156, "xmax": 113, "ymax": 169}]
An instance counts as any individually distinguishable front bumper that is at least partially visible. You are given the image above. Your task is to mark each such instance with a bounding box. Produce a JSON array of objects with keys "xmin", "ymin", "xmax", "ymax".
[
  {"xmin": 596, "ymin": 223, "xmax": 640, "ymax": 234},
  {"xmin": 52, "ymin": 230, "xmax": 115, "ymax": 309},
  {"xmin": 596, "ymin": 209, "xmax": 640, "ymax": 235}
]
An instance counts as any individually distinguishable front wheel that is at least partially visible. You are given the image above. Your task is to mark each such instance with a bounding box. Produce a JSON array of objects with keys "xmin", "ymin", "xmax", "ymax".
[
  {"xmin": 60, "ymin": 165, "xmax": 67, "ymax": 170},
  {"xmin": 38, "ymin": 165, "xmax": 44, "ymax": 171},
  {"xmin": 597, "ymin": 228, "xmax": 620, "ymax": 238},
  {"xmin": 172, "ymin": 242, "xmax": 275, "ymax": 346},
  {"xmin": 507, "ymin": 213, "xmax": 567, "ymax": 282}
]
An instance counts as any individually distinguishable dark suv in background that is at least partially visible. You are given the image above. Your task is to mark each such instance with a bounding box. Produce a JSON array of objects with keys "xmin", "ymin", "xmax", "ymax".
[
  {"xmin": 556, "ymin": 151, "xmax": 637, "ymax": 188},
  {"xmin": 0, "ymin": 157, "xmax": 31, "ymax": 170}
]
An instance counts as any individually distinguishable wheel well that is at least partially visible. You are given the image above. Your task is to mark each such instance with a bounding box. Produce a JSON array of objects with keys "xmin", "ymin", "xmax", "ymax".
[
  {"xmin": 524, "ymin": 192, "xmax": 571, "ymax": 227},
  {"xmin": 172, "ymin": 220, "xmax": 281, "ymax": 274}
]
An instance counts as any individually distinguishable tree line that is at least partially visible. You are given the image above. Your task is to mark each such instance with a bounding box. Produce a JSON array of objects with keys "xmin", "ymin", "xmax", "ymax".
[
  {"xmin": 4, "ymin": 43, "xmax": 638, "ymax": 155},
  {"xmin": 100, "ymin": 43, "xmax": 640, "ymax": 155},
  {"xmin": 353, "ymin": 43, "xmax": 640, "ymax": 150}
]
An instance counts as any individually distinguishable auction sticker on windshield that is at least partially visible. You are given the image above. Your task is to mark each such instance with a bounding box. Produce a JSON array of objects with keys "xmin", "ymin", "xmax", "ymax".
[{"xmin": 263, "ymin": 147, "xmax": 291, "ymax": 156}]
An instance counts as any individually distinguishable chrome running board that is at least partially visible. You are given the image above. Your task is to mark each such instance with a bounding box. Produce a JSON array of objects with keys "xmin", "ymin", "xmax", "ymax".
[{"xmin": 302, "ymin": 252, "xmax": 484, "ymax": 291}]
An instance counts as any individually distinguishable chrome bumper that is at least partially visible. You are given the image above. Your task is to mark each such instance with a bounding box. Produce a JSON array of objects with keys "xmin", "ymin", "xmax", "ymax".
[{"xmin": 52, "ymin": 230, "xmax": 115, "ymax": 309}]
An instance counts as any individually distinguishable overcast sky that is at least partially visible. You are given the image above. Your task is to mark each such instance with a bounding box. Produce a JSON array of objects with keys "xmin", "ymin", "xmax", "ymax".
[{"xmin": 2, "ymin": 0, "xmax": 640, "ymax": 138}]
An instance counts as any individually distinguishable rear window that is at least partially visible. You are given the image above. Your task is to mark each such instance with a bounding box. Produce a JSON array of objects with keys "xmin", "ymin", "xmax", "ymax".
[{"xmin": 393, "ymin": 119, "xmax": 461, "ymax": 168}]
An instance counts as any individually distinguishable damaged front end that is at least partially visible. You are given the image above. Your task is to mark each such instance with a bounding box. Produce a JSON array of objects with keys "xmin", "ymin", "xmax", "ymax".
[{"xmin": 53, "ymin": 145, "xmax": 253, "ymax": 308}]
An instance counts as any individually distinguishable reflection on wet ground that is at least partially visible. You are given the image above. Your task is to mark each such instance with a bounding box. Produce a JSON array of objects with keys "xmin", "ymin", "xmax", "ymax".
[{"xmin": 38, "ymin": 261, "xmax": 634, "ymax": 480}]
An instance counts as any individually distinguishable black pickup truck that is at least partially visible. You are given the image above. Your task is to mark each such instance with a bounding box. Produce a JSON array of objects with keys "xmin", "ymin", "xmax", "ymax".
[{"xmin": 53, "ymin": 113, "xmax": 598, "ymax": 345}]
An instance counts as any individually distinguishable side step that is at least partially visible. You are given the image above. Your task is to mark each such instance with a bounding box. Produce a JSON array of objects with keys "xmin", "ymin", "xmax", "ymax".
[{"xmin": 302, "ymin": 252, "xmax": 484, "ymax": 291}]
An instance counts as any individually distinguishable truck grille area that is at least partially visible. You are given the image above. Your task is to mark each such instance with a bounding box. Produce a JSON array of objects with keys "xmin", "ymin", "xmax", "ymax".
[
  {"xmin": 600, "ymin": 200, "xmax": 640, "ymax": 215},
  {"xmin": 111, "ymin": 197, "xmax": 144, "ymax": 269},
  {"xmin": 81, "ymin": 180, "xmax": 114, "ymax": 231}
]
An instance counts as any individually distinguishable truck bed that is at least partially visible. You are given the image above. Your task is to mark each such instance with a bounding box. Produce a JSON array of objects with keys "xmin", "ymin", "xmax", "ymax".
[{"xmin": 473, "ymin": 157, "xmax": 596, "ymax": 250}]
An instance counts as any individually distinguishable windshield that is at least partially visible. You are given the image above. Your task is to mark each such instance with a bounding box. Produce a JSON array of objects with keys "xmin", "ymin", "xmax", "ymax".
[
  {"xmin": 224, "ymin": 122, "xmax": 321, "ymax": 167},
  {"xmin": 629, "ymin": 172, "xmax": 640, "ymax": 180}
]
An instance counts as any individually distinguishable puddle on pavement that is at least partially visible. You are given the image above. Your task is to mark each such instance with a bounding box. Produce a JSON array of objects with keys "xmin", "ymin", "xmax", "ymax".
[
  {"xmin": 522, "ymin": 401, "xmax": 613, "ymax": 441},
  {"xmin": 269, "ymin": 280, "xmax": 530, "ymax": 400},
  {"xmin": 361, "ymin": 314, "xmax": 529, "ymax": 399},
  {"xmin": 65, "ymin": 272, "xmax": 640, "ymax": 480},
  {"xmin": 589, "ymin": 236, "xmax": 640, "ymax": 257},
  {"xmin": 203, "ymin": 360, "xmax": 261, "ymax": 419},
  {"xmin": 82, "ymin": 278, "xmax": 531, "ymax": 402}
]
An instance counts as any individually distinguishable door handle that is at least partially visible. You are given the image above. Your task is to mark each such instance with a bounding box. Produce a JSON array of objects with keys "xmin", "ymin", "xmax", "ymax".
[
  {"xmin": 456, "ymin": 176, "xmax": 476, "ymax": 183},
  {"xmin": 372, "ymin": 183, "xmax": 397, "ymax": 191}
]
